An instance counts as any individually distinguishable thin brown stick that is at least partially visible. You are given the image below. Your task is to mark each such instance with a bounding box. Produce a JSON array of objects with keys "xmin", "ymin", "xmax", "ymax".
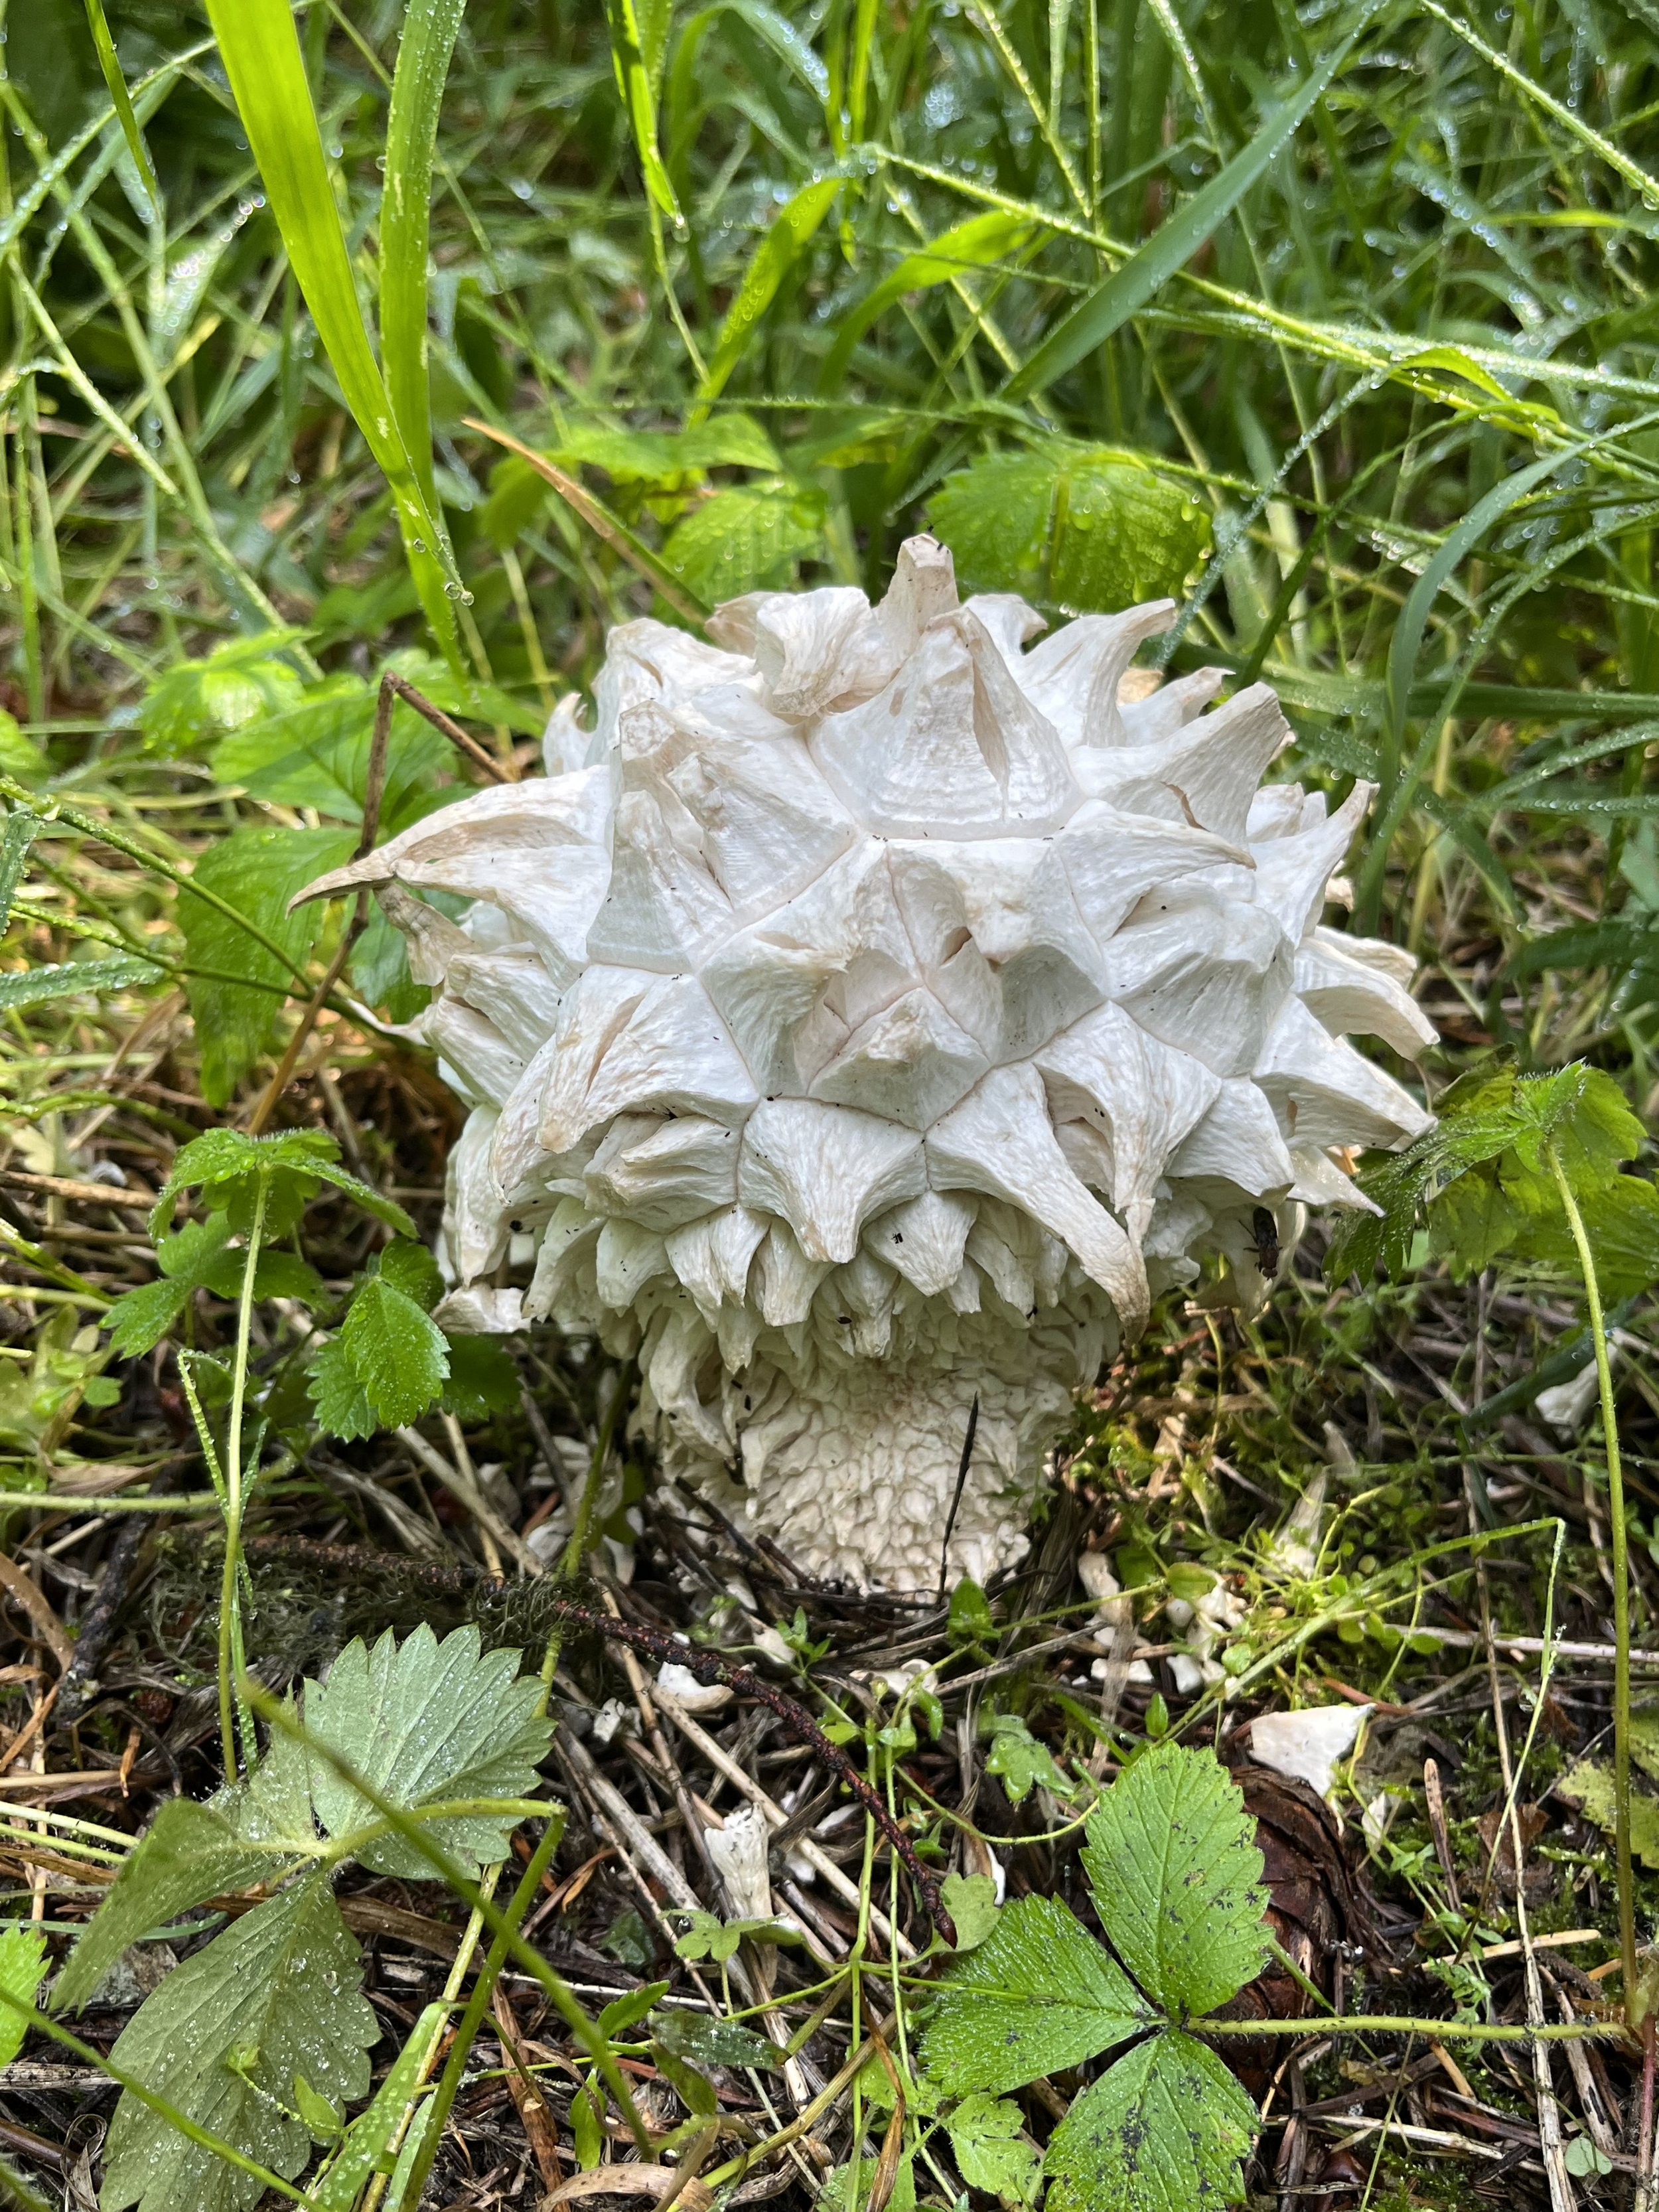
[{"xmin": 382, "ymin": 667, "xmax": 518, "ymax": 784}]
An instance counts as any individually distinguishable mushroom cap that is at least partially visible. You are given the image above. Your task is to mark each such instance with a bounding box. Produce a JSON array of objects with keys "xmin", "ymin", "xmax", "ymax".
[{"xmin": 301, "ymin": 538, "xmax": 1434, "ymax": 1586}]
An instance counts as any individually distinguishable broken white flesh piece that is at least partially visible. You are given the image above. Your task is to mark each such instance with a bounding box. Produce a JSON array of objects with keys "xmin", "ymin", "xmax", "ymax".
[
  {"xmin": 309, "ymin": 536, "xmax": 1435, "ymax": 1591},
  {"xmin": 1249, "ymin": 1704, "xmax": 1370, "ymax": 1798}
]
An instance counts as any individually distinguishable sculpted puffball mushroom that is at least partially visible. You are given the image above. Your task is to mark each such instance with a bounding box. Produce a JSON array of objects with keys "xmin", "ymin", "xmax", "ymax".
[{"xmin": 299, "ymin": 537, "xmax": 1433, "ymax": 1592}]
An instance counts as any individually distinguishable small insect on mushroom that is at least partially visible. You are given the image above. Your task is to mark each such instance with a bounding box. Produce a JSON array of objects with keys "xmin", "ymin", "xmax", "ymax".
[
  {"xmin": 297, "ymin": 536, "xmax": 1435, "ymax": 1592},
  {"xmin": 1251, "ymin": 1206, "xmax": 1281, "ymax": 1278}
]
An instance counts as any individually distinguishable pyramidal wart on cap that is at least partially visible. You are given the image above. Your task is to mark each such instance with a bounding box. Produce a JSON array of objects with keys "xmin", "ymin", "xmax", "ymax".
[{"xmin": 299, "ymin": 536, "xmax": 1433, "ymax": 1591}]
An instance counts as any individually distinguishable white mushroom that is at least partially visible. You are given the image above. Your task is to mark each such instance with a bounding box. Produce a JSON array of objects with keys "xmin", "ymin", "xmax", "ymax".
[{"xmin": 301, "ymin": 538, "xmax": 1433, "ymax": 1591}]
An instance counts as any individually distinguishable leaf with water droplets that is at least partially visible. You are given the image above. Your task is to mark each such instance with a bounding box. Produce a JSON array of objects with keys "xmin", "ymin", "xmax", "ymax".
[
  {"xmin": 101, "ymin": 1874, "xmax": 375, "ymax": 2212},
  {"xmin": 54, "ymin": 1720, "xmax": 317, "ymax": 2018},
  {"xmin": 304, "ymin": 1623, "xmax": 553, "ymax": 1878}
]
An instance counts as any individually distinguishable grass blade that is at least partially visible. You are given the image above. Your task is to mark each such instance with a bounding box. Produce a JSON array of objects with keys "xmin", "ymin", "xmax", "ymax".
[
  {"xmin": 382, "ymin": 0, "xmax": 468, "ymax": 516},
  {"xmin": 1380, "ymin": 449, "xmax": 1573, "ymax": 788},
  {"xmin": 202, "ymin": 0, "xmax": 462, "ymax": 668},
  {"xmin": 1003, "ymin": 14, "xmax": 1374, "ymax": 402},
  {"xmin": 694, "ymin": 175, "xmax": 842, "ymax": 413},
  {"xmin": 80, "ymin": 0, "xmax": 160, "ymax": 218},
  {"xmin": 605, "ymin": 0, "xmax": 683, "ymax": 224},
  {"xmin": 820, "ymin": 208, "xmax": 1036, "ymax": 394}
]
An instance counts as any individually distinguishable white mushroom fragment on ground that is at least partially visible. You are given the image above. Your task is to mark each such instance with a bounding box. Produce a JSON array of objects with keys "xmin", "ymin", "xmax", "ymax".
[
  {"xmin": 1248, "ymin": 1703, "xmax": 1372, "ymax": 1798},
  {"xmin": 301, "ymin": 536, "xmax": 1433, "ymax": 1591}
]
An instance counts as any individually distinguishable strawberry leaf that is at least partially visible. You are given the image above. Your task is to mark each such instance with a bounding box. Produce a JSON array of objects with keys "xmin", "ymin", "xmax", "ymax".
[{"xmin": 1080, "ymin": 1741, "xmax": 1269, "ymax": 2018}]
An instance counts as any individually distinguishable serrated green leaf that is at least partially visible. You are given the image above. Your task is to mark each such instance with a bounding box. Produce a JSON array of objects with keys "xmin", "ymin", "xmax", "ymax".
[
  {"xmin": 0, "ymin": 954, "xmax": 162, "ymax": 1011},
  {"xmin": 0, "ymin": 1927, "xmax": 48, "ymax": 2068},
  {"xmin": 138, "ymin": 635, "xmax": 307, "ymax": 759},
  {"xmin": 661, "ymin": 482, "xmax": 826, "ymax": 603},
  {"xmin": 441, "ymin": 1334, "xmax": 521, "ymax": 1422},
  {"xmin": 104, "ymin": 1278, "xmax": 191, "ymax": 1361},
  {"xmin": 208, "ymin": 668, "xmax": 474, "ymax": 839},
  {"xmin": 1043, "ymin": 2031, "xmax": 1258, "ymax": 2212},
  {"xmin": 303, "ymin": 1623, "xmax": 552, "ymax": 1878},
  {"xmin": 101, "ymin": 1875, "xmax": 376, "ymax": 2212},
  {"xmin": 340, "ymin": 1275, "xmax": 449, "ymax": 1428},
  {"xmin": 930, "ymin": 443, "xmax": 1210, "ymax": 615},
  {"xmin": 922, "ymin": 1895, "xmax": 1153, "ymax": 2095},
  {"xmin": 378, "ymin": 1238, "xmax": 443, "ymax": 1309},
  {"xmin": 212, "ymin": 682, "xmax": 443, "ymax": 836},
  {"xmin": 307, "ymin": 1333, "xmax": 376, "ymax": 1441},
  {"xmin": 54, "ymin": 1728, "xmax": 317, "ymax": 2016},
  {"xmin": 945, "ymin": 2091, "xmax": 1041, "ymax": 2207},
  {"xmin": 152, "ymin": 1127, "xmax": 415, "ymax": 1246},
  {"xmin": 177, "ymin": 826, "xmax": 354, "ymax": 1108},
  {"xmin": 983, "ymin": 1712, "xmax": 1072, "ymax": 1805},
  {"xmin": 1079, "ymin": 1743, "xmax": 1268, "ymax": 2018}
]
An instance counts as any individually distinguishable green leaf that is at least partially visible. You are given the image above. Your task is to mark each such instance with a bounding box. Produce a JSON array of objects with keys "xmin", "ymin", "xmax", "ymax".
[
  {"xmin": 824, "ymin": 2152, "xmax": 914, "ymax": 2212},
  {"xmin": 441, "ymin": 1334, "xmax": 521, "ymax": 1422},
  {"xmin": 101, "ymin": 1875, "xmax": 376, "ymax": 2212},
  {"xmin": 54, "ymin": 1735, "xmax": 317, "ymax": 2016},
  {"xmin": 137, "ymin": 634, "xmax": 306, "ymax": 759},
  {"xmin": 945, "ymin": 2091, "xmax": 1041, "ymax": 2207},
  {"xmin": 303, "ymin": 1623, "xmax": 553, "ymax": 1878},
  {"xmin": 1004, "ymin": 23, "xmax": 1373, "ymax": 402},
  {"xmin": 0, "ymin": 1927, "xmax": 48, "ymax": 2068},
  {"xmin": 1043, "ymin": 2031, "xmax": 1258, "ymax": 2212},
  {"xmin": 177, "ymin": 825, "xmax": 354, "ymax": 1108},
  {"xmin": 551, "ymin": 417, "xmax": 782, "ymax": 482},
  {"xmin": 948, "ymin": 1577, "xmax": 996, "ymax": 1644},
  {"xmin": 0, "ymin": 954, "xmax": 161, "ymax": 1011},
  {"xmin": 1557, "ymin": 1759, "xmax": 1659, "ymax": 1868},
  {"xmin": 209, "ymin": 678, "xmax": 435, "ymax": 831},
  {"xmin": 983, "ymin": 1712, "xmax": 1072, "ymax": 1805},
  {"xmin": 340, "ymin": 1275, "xmax": 449, "ymax": 1429},
  {"xmin": 378, "ymin": 1239, "xmax": 444, "ymax": 1309},
  {"xmin": 661, "ymin": 482, "xmax": 826, "ymax": 603},
  {"xmin": 820, "ymin": 209, "xmax": 1035, "ymax": 394},
  {"xmin": 308, "ymin": 1334, "xmax": 376, "ymax": 1442},
  {"xmin": 81, "ymin": 0, "xmax": 160, "ymax": 214},
  {"xmin": 650, "ymin": 2007, "xmax": 783, "ymax": 2072},
  {"xmin": 0, "ymin": 715, "xmax": 48, "ymax": 790},
  {"xmin": 939, "ymin": 1870, "xmax": 1001, "ymax": 1952},
  {"xmin": 104, "ymin": 1278, "xmax": 190, "ymax": 1361},
  {"xmin": 293, "ymin": 2075, "xmax": 344, "ymax": 2144},
  {"xmin": 931, "ymin": 443, "xmax": 1210, "ymax": 615},
  {"xmin": 1079, "ymin": 1743, "xmax": 1269, "ymax": 2019},
  {"xmin": 652, "ymin": 2039, "xmax": 718, "ymax": 2117},
  {"xmin": 922, "ymin": 1895, "xmax": 1152, "ymax": 2095},
  {"xmin": 151, "ymin": 1126, "xmax": 415, "ymax": 1244},
  {"xmin": 596, "ymin": 1982, "xmax": 670, "ymax": 2039}
]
